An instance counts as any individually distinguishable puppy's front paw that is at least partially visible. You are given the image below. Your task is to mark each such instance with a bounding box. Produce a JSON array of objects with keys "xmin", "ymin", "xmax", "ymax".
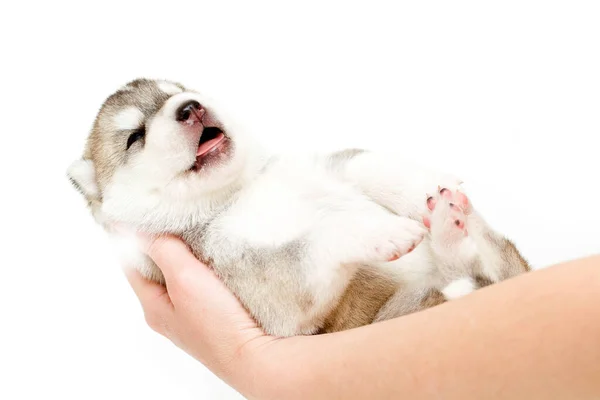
[{"xmin": 365, "ymin": 217, "xmax": 426, "ymax": 262}]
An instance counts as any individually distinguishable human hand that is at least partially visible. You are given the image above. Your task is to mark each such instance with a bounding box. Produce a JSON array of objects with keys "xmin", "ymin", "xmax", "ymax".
[{"xmin": 124, "ymin": 234, "xmax": 281, "ymax": 394}]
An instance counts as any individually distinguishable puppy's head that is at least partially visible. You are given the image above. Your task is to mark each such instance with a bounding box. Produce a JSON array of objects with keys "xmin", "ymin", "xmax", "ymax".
[{"xmin": 68, "ymin": 78, "xmax": 251, "ymax": 231}]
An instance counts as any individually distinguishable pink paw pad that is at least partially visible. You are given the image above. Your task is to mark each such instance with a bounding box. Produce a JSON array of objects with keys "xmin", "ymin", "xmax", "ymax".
[
  {"xmin": 384, "ymin": 243, "xmax": 417, "ymax": 262},
  {"xmin": 423, "ymin": 216, "xmax": 432, "ymax": 229},
  {"xmin": 387, "ymin": 252, "xmax": 401, "ymax": 262},
  {"xmin": 424, "ymin": 187, "xmax": 471, "ymax": 235}
]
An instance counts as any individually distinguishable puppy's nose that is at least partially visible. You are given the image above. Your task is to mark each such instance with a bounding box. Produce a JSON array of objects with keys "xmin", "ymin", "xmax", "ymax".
[{"xmin": 176, "ymin": 100, "xmax": 204, "ymax": 122}]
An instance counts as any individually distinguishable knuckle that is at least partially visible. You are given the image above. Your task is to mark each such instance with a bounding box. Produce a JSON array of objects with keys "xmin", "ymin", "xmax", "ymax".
[
  {"xmin": 145, "ymin": 236, "xmax": 165, "ymax": 257},
  {"xmin": 144, "ymin": 314, "xmax": 164, "ymax": 333},
  {"xmin": 143, "ymin": 308, "xmax": 167, "ymax": 333}
]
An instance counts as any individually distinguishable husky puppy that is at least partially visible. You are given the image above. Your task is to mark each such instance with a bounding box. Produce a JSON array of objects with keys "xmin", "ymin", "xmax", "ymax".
[{"xmin": 67, "ymin": 79, "xmax": 530, "ymax": 337}]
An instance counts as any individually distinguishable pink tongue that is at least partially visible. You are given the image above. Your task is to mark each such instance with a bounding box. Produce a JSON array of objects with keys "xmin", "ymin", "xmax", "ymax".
[{"xmin": 197, "ymin": 133, "xmax": 225, "ymax": 156}]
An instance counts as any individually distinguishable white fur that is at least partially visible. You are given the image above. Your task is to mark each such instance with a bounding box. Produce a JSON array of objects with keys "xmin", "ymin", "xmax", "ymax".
[
  {"xmin": 216, "ymin": 157, "xmax": 427, "ymax": 330},
  {"xmin": 469, "ymin": 222, "xmax": 504, "ymax": 282},
  {"xmin": 157, "ymin": 81, "xmax": 183, "ymax": 95},
  {"xmin": 442, "ymin": 277, "xmax": 476, "ymax": 300},
  {"xmin": 226, "ymin": 159, "xmax": 424, "ymax": 332},
  {"xmin": 67, "ymin": 159, "xmax": 99, "ymax": 199},
  {"xmin": 112, "ymin": 107, "xmax": 144, "ymax": 131}
]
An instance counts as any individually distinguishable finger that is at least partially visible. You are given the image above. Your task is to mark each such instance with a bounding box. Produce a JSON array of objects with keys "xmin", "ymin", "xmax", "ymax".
[
  {"xmin": 139, "ymin": 234, "xmax": 216, "ymax": 286},
  {"xmin": 123, "ymin": 266, "xmax": 173, "ymax": 313}
]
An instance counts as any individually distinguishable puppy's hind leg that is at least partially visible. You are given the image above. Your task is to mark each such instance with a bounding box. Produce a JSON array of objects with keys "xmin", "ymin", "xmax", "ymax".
[
  {"xmin": 424, "ymin": 187, "xmax": 530, "ymax": 299},
  {"xmin": 325, "ymin": 149, "xmax": 464, "ymax": 221}
]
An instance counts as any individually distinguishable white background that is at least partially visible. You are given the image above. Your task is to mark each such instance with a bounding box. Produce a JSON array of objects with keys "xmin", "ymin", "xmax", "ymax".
[{"xmin": 1, "ymin": 1, "xmax": 599, "ymax": 399}]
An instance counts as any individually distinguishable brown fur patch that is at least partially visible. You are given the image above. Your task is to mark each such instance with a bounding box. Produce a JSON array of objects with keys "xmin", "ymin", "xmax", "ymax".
[
  {"xmin": 503, "ymin": 238, "xmax": 531, "ymax": 275},
  {"xmin": 420, "ymin": 288, "xmax": 446, "ymax": 308},
  {"xmin": 319, "ymin": 267, "xmax": 398, "ymax": 334},
  {"xmin": 481, "ymin": 231, "xmax": 531, "ymax": 280},
  {"xmin": 474, "ymin": 274, "xmax": 494, "ymax": 288}
]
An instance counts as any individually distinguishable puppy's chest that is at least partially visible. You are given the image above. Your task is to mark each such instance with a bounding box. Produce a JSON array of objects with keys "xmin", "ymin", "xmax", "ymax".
[{"xmin": 213, "ymin": 163, "xmax": 358, "ymax": 248}]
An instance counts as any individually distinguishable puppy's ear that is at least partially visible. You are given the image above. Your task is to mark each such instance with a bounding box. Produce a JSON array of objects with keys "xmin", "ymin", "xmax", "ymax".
[{"xmin": 67, "ymin": 159, "xmax": 100, "ymax": 201}]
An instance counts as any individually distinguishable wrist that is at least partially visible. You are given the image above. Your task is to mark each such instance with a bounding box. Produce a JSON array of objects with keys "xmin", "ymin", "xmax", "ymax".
[{"xmin": 233, "ymin": 335, "xmax": 315, "ymax": 400}]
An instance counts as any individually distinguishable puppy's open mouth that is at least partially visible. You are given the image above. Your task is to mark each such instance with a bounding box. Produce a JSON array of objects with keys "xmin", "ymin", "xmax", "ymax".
[
  {"xmin": 197, "ymin": 127, "xmax": 225, "ymax": 156},
  {"xmin": 190, "ymin": 127, "xmax": 229, "ymax": 171}
]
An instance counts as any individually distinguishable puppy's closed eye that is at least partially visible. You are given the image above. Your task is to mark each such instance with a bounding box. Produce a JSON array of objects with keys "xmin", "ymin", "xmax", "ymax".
[{"xmin": 126, "ymin": 127, "xmax": 145, "ymax": 150}]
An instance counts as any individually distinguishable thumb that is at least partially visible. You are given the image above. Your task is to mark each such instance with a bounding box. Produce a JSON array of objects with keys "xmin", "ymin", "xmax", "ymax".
[
  {"xmin": 139, "ymin": 233, "xmax": 202, "ymax": 278},
  {"xmin": 138, "ymin": 234, "xmax": 239, "ymax": 307}
]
